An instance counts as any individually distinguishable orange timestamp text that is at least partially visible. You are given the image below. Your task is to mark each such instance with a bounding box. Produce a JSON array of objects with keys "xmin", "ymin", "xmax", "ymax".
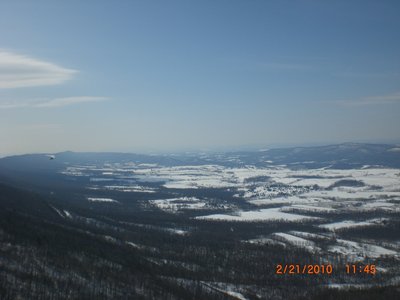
[
  {"xmin": 276, "ymin": 264, "xmax": 333, "ymax": 275},
  {"xmin": 275, "ymin": 264, "xmax": 377, "ymax": 275}
]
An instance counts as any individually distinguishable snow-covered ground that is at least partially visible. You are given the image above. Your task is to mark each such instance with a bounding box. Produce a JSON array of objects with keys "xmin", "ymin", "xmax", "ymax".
[
  {"xmin": 319, "ymin": 219, "xmax": 388, "ymax": 231},
  {"xmin": 328, "ymin": 239, "xmax": 397, "ymax": 261},
  {"xmin": 87, "ymin": 197, "xmax": 118, "ymax": 203},
  {"xmin": 196, "ymin": 207, "xmax": 320, "ymax": 222},
  {"xmin": 272, "ymin": 232, "xmax": 320, "ymax": 252},
  {"xmin": 103, "ymin": 185, "xmax": 156, "ymax": 193},
  {"xmin": 150, "ymin": 197, "xmax": 207, "ymax": 211},
  {"xmin": 62, "ymin": 162, "xmax": 400, "ymax": 262}
]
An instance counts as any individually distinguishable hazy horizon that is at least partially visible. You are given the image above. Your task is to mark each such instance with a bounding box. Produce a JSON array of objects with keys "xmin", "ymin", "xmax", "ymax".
[
  {"xmin": 1, "ymin": 1, "xmax": 400, "ymax": 155},
  {"xmin": 2, "ymin": 138, "xmax": 400, "ymax": 158}
]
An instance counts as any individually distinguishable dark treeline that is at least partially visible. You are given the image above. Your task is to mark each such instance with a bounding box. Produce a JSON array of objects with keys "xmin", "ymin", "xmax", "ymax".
[{"xmin": 1, "ymin": 180, "xmax": 399, "ymax": 299}]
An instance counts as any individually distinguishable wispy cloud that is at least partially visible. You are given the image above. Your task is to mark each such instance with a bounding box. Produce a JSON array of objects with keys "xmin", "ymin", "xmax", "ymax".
[
  {"xmin": 35, "ymin": 96, "xmax": 108, "ymax": 107},
  {"xmin": 0, "ymin": 96, "xmax": 109, "ymax": 109},
  {"xmin": 332, "ymin": 92, "xmax": 400, "ymax": 107},
  {"xmin": 334, "ymin": 71, "xmax": 400, "ymax": 79},
  {"xmin": 0, "ymin": 50, "xmax": 77, "ymax": 88},
  {"xmin": 261, "ymin": 62, "xmax": 314, "ymax": 71}
]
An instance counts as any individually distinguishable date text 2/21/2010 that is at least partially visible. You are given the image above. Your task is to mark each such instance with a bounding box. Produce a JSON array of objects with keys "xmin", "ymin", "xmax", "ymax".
[{"xmin": 275, "ymin": 264, "xmax": 377, "ymax": 275}]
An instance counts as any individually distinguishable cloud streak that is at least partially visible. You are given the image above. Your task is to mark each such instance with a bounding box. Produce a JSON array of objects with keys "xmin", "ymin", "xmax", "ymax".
[
  {"xmin": 261, "ymin": 62, "xmax": 314, "ymax": 71},
  {"xmin": 0, "ymin": 50, "xmax": 77, "ymax": 88},
  {"xmin": 0, "ymin": 96, "xmax": 109, "ymax": 109},
  {"xmin": 335, "ymin": 71, "xmax": 400, "ymax": 79},
  {"xmin": 332, "ymin": 92, "xmax": 400, "ymax": 107},
  {"xmin": 35, "ymin": 96, "xmax": 108, "ymax": 107}
]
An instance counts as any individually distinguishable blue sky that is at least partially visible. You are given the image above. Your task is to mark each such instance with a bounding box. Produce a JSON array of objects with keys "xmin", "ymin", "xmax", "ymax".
[{"xmin": 1, "ymin": 0, "xmax": 399, "ymax": 155}]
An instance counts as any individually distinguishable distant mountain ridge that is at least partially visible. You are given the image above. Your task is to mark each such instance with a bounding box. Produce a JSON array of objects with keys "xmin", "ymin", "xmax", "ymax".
[
  {"xmin": 0, "ymin": 143, "xmax": 399, "ymax": 174},
  {"xmin": 246, "ymin": 142, "xmax": 400, "ymax": 168}
]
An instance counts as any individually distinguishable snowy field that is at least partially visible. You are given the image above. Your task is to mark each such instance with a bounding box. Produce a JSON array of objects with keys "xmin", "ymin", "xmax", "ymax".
[
  {"xmin": 62, "ymin": 162, "xmax": 400, "ymax": 262},
  {"xmin": 196, "ymin": 207, "xmax": 320, "ymax": 222}
]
